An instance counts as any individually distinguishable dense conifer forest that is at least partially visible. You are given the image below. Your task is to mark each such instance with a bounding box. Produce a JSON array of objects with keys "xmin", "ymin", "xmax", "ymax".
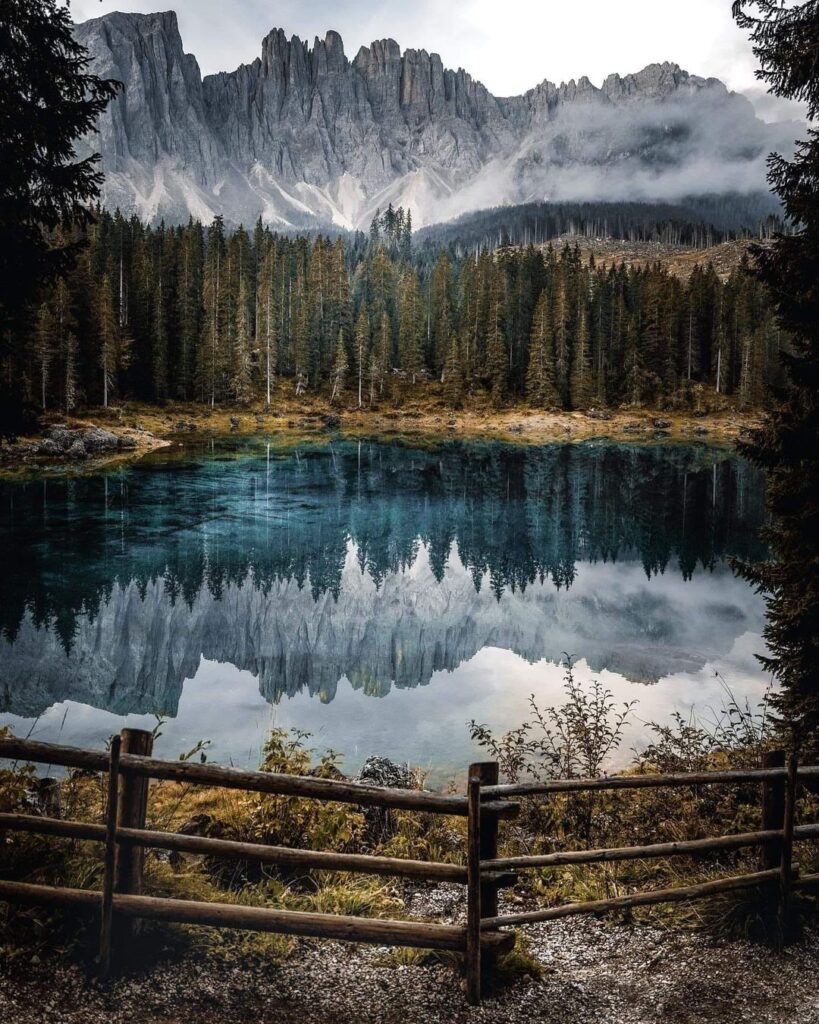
[{"xmin": 4, "ymin": 205, "xmax": 784, "ymax": 418}]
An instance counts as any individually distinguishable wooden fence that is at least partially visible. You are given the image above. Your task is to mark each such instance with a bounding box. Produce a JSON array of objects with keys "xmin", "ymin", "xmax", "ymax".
[{"xmin": 1, "ymin": 733, "xmax": 818, "ymax": 1005}]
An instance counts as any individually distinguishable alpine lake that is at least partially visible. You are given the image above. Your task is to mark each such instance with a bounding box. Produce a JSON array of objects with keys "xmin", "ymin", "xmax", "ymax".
[{"xmin": 0, "ymin": 435, "xmax": 769, "ymax": 782}]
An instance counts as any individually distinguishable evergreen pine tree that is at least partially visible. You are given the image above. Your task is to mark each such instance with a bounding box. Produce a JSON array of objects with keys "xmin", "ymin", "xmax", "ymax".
[
  {"xmin": 232, "ymin": 272, "xmax": 253, "ymax": 404},
  {"xmin": 330, "ymin": 330, "xmax": 348, "ymax": 405},
  {"xmin": 33, "ymin": 302, "xmax": 55, "ymax": 410},
  {"xmin": 733, "ymin": 0, "xmax": 819, "ymax": 730},
  {"xmin": 353, "ymin": 307, "xmax": 370, "ymax": 409},
  {"xmin": 442, "ymin": 321, "xmax": 463, "ymax": 409},
  {"xmin": 398, "ymin": 270, "xmax": 423, "ymax": 384},
  {"xmin": 200, "ymin": 217, "xmax": 227, "ymax": 406},
  {"xmin": 485, "ymin": 267, "xmax": 508, "ymax": 408},
  {"xmin": 569, "ymin": 299, "xmax": 594, "ymax": 410},
  {"xmin": 526, "ymin": 291, "xmax": 560, "ymax": 408},
  {"xmin": 63, "ymin": 331, "xmax": 78, "ymax": 414},
  {"xmin": 95, "ymin": 272, "xmax": 130, "ymax": 408}
]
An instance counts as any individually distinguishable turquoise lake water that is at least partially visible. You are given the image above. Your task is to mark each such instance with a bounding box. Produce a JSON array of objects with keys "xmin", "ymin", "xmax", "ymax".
[{"xmin": 0, "ymin": 438, "xmax": 769, "ymax": 779}]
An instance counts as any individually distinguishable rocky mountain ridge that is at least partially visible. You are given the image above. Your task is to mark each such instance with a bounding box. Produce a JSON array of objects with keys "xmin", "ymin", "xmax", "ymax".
[
  {"xmin": 0, "ymin": 546, "xmax": 763, "ymax": 719},
  {"xmin": 72, "ymin": 10, "xmax": 795, "ymax": 230}
]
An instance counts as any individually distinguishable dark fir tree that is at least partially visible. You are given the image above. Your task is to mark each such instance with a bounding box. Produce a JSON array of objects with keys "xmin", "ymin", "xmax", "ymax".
[
  {"xmin": 733, "ymin": 0, "xmax": 819, "ymax": 732},
  {"xmin": 0, "ymin": 0, "xmax": 118, "ymax": 435},
  {"xmin": 2, "ymin": 205, "xmax": 787, "ymax": 416}
]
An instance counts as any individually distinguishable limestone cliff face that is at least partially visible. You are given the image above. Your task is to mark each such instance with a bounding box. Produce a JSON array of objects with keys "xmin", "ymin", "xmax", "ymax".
[{"xmin": 72, "ymin": 11, "xmax": 790, "ymax": 230}]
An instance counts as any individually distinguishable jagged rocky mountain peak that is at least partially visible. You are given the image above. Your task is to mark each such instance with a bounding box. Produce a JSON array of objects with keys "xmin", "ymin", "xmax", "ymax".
[{"xmin": 72, "ymin": 9, "xmax": 793, "ymax": 230}]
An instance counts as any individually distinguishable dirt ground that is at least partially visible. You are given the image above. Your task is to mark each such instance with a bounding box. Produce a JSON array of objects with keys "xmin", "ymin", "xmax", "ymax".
[{"xmin": 1, "ymin": 914, "xmax": 817, "ymax": 1024}]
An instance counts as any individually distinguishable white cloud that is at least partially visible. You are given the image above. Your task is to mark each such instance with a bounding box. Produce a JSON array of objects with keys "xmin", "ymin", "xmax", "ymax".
[{"xmin": 68, "ymin": 0, "xmax": 806, "ymax": 122}]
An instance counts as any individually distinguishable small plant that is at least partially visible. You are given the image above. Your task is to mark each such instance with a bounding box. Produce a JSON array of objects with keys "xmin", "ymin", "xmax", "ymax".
[{"xmin": 469, "ymin": 659, "xmax": 636, "ymax": 783}]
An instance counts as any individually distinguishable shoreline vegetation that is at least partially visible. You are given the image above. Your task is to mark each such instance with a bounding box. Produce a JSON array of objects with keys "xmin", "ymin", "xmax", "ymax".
[
  {"xmin": 0, "ymin": 392, "xmax": 762, "ymax": 475},
  {"xmin": 1, "ymin": 673, "xmax": 816, "ymax": 987}
]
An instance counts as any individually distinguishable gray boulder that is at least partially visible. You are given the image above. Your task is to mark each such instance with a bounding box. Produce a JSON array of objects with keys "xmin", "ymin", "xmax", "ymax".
[
  {"xmin": 357, "ymin": 756, "xmax": 412, "ymax": 790},
  {"xmin": 37, "ymin": 439, "xmax": 62, "ymax": 458},
  {"xmin": 67, "ymin": 439, "xmax": 88, "ymax": 459},
  {"xmin": 356, "ymin": 756, "xmax": 414, "ymax": 841},
  {"xmin": 47, "ymin": 427, "xmax": 74, "ymax": 451},
  {"xmin": 80, "ymin": 428, "xmax": 120, "ymax": 453}
]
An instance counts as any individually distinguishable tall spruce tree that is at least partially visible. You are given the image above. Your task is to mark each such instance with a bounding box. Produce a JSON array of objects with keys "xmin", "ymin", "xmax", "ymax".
[
  {"xmin": 95, "ymin": 272, "xmax": 130, "ymax": 408},
  {"xmin": 733, "ymin": 0, "xmax": 819, "ymax": 733},
  {"xmin": 330, "ymin": 330, "xmax": 348, "ymax": 405},
  {"xmin": 526, "ymin": 290, "xmax": 560, "ymax": 408},
  {"xmin": 0, "ymin": 0, "xmax": 118, "ymax": 435}
]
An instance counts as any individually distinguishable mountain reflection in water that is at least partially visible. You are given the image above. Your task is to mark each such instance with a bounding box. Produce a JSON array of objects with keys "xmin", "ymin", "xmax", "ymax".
[{"xmin": 0, "ymin": 440, "xmax": 768, "ymax": 771}]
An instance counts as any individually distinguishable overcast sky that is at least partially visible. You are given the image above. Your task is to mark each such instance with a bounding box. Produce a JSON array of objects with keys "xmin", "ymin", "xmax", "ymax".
[{"xmin": 68, "ymin": 0, "xmax": 806, "ymax": 121}]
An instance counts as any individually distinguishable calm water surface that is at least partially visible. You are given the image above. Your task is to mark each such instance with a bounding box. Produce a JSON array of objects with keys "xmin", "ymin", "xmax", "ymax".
[{"xmin": 0, "ymin": 438, "xmax": 769, "ymax": 779}]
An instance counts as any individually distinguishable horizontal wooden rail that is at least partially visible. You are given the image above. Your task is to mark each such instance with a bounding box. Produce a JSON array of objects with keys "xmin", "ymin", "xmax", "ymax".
[
  {"xmin": 483, "ymin": 765, "xmax": 819, "ymax": 799},
  {"xmin": 118, "ymin": 753, "xmax": 461, "ymax": 814},
  {"xmin": 0, "ymin": 813, "xmax": 466, "ymax": 883},
  {"xmin": 0, "ymin": 737, "xmax": 109, "ymax": 773},
  {"xmin": 481, "ymin": 868, "xmax": 783, "ymax": 929},
  {"xmin": 118, "ymin": 753, "xmax": 517, "ymax": 817},
  {"xmin": 0, "ymin": 813, "xmax": 106, "ymax": 843},
  {"xmin": 0, "ymin": 880, "xmax": 515, "ymax": 954},
  {"xmin": 0, "ymin": 737, "xmax": 517, "ymax": 818},
  {"xmin": 117, "ymin": 827, "xmax": 467, "ymax": 882},
  {"xmin": 482, "ymin": 823, "xmax": 819, "ymax": 871}
]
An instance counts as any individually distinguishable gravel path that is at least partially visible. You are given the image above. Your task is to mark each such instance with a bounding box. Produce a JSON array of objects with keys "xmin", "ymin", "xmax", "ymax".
[{"xmin": 2, "ymin": 916, "xmax": 818, "ymax": 1024}]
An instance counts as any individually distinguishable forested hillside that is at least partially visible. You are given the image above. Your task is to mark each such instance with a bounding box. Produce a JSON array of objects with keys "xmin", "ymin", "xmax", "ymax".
[
  {"xmin": 415, "ymin": 195, "xmax": 785, "ymax": 254},
  {"xmin": 6, "ymin": 206, "xmax": 784, "ymax": 418}
]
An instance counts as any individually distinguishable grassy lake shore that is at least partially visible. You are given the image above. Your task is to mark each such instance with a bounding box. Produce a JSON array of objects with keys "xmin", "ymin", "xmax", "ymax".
[{"xmin": 0, "ymin": 389, "xmax": 762, "ymax": 477}]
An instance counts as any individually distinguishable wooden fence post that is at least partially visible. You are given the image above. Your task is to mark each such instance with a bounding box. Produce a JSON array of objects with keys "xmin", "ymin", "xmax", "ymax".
[
  {"xmin": 99, "ymin": 735, "xmax": 121, "ymax": 977},
  {"xmin": 466, "ymin": 770, "xmax": 482, "ymax": 1005},
  {"xmin": 471, "ymin": 761, "xmax": 501, "ymax": 1000},
  {"xmin": 761, "ymin": 750, "xmax": 785, "ymax": 870},
  {"xmin": 114, "ymin": 728, "xmax": 153, "ymax": 944},
  {"xmin": 778, "ymin": 750, "xmax": 798, "ymax": 948}
]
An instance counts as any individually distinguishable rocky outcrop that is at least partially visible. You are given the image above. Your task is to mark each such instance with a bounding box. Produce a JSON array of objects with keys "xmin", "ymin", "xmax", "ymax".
[
  {"xmin": 35, "ymin": 426, "xmax": 136, "ymax": 460},
  {"xmin": 72, "ymin": 11, "xmax": 795, "ymax": 230}
]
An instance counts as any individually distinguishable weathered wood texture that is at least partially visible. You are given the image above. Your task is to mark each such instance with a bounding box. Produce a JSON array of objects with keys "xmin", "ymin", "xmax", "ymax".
[
  {"xmin": 466, "ymin": 770, "xmax": 483, "ymax": 1006},
  {"xmin": 484, "ymin": 764, "xmax": 819, "ymax": 799},
  {"xmin": 761, "ymin": 750, "xmax": 786, "ymax": 870},
  {"xmin": 475, "ymin": 762, "xmax": 501, "ymax": 986},
  {"xmin": 482, "ymin": 827, "xmax": 819, "ymax": 870},
  {"xmin": 114, "ymin": 730, "xmax": 153, "ymax": 898},
  {"xmin": 0, "ymin": 881, "xmax": 515, "ymax": 954},
  {"xmin": 118, "ymin": 752, "xmax": 517, "ymax": 817},
  {"xmin": 98, "ymin": 735, "xmax": 121, "ymax": 978},
  {"xmin": 0, "ymin": 735, "xmax": 517, "ymax": 817},
  {"xmin": 0, "ymin": 737, "xmax": 109, "ymax": 773},
  {"xmin": 0, "ymin": 813, "xmax": 105, "ymax": 842},
  {"xmin": 778, "ymin": 751, "xmax": 798, "ymax": 947},
  {"xmin": 113, "ymin": 729, "xmax": 153, "ymax": 950},
  {"xmin": 118, "ymin": 827, "xmax": 466, "ymax": 882},
  {"xmin": 481, "ymin": 868, "xmax": 783, "ymax": 929},
  {"xmin": 3, "ymin": 732, "xmax": 818, "ymax": 1007}
]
